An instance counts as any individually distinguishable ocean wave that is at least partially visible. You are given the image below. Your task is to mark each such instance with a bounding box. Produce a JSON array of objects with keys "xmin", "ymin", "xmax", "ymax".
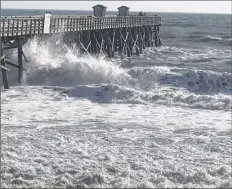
[
  {"xmin": 201, "ymin": 36, "xmax": 232, "ymax": 46},
  {"xmin": 186, "ymin": 34, "xmax": 231, "ymax": 46},
  {"xmin": 202, "ymin": 36, "xmax": 223, "ymax": 41},
  {"xmin": 21, "ymin": 40, "xmax": 232, "ymax": 95},
  {"xmin": 62, "ymin": 84, "xmax": 232, "ymax": 110},
  {"xmin": 21, "ymin": 37, "xmax": 135, "ymax": 87},
  {"xmin": 129, "ymin": 66, "xmax": 232, "ymax": 94},
  {"xmin": 22, "ymin": 58, "xmax": 232, "ymax": 95},
  {"xmin": 23, "ymin": 58, "xmax": 134, "ymax": 87},
  {"xmin": 13, "ymin": 38, "xmax": 232, "ymax": 96},
  {"xmin": 3, "ymin": 36, "xmax": 231, "ymax": 111}
]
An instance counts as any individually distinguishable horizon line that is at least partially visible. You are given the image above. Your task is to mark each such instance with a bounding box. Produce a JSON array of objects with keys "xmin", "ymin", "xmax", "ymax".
[{"xmin": 1, "ymin": 7, "xmax": 231, "ymax": 15}]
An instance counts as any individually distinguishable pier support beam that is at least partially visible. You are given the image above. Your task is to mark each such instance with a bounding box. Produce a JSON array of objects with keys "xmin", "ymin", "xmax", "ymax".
[
  {"xmin": 138, "ymin": 27, "xmax": 142, "ymax": 53},
  {"xmin": 1, "ymin": 44, "xmax": 9, "ymax": 89},
  {"xmin": 17, "ymin": 36, "xmax": 23, "ymax": 84},
  {"xmin": 127, "ymin": 28, "xmax": 132, "ymax": 57},
  {"xmin": 90, "ymin": 31, "xmax": 97, "ymax": 54},
  {"xmin": 131, "ymin": 28, "xmax": 139, "ymax": 56},
  {"xmin": 82, "ymin": 30, "xmax": 91, "ymax": 54},
  {"xmin": 149, "ymin": 27, "xmax": 154, "ymax": 47},
  {"xmin": 157, "ymin": 26, "xmax": 162, "ymax": 46},
  {"xmin": 104, "ymin": 31, "xmax": 113, "ymax": 58},
  {"xmin": 109, "ymin": 30, "xmax": 115, "ymax": 58},
  {"xmin": 117, "ymin": 29, "xmax": 123, "ymax": 56},
  {"xmin": 154, "ymin": 26, "xmax": 159, "ymax": 47}
]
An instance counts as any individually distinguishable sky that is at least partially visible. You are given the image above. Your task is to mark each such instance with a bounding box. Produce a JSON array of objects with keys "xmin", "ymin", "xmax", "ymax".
[{"xmin": 1, "ymin": 1, "xmax": 231, "ymax": 14}]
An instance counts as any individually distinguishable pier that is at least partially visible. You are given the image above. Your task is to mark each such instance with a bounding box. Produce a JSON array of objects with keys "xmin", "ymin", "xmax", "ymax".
[{"xmin": 1, "ymin": 5, "xmax": 162, "ymax": 89}]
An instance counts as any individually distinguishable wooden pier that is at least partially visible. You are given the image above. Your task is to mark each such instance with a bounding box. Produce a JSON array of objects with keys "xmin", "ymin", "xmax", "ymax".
[{"xmin": 1, "ymin": 5, "xmax": 162, "ymax": 89}]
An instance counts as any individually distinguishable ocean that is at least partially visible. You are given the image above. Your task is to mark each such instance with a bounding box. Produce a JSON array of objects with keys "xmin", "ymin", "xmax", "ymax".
[{"xmin": 1, "ymin": 9, "xmax": 232, "ymax": 188}]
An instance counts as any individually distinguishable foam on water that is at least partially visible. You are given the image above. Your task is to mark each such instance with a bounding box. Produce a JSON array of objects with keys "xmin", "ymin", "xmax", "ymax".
[
  {"xmin": 129, "ymin": 66, "xmax": 232, "ymax": 93},
  {"xmin": 1, "ymin": 86, "xmax": 232, "ymax": 188},
  {"xmin": 2, "ymin": 36, "xmax": 229, "ymax": 111},
  {"xmin": 61, "ymin": 84, "xmax": 231, "ymax": 110},
  {"xmin": 1, "ymin": 14, "xmax": 232, "ymax": 188}
]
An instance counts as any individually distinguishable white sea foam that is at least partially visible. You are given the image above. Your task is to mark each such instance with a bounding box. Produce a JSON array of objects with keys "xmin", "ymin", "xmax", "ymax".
[
  {"xmin": 61, "ymin": 84, "xmax": 231, "ymax": 110},
  {"xmin": 20, "ymin": 37, "xmax": 134, "ymax": 87},
  {"xmin": 1, "ymin": 86, "xmax": 231, "ymax": 188},
  {"xmin": 1, "ymin": 24, "xmax": 232, "ymax": 188}
]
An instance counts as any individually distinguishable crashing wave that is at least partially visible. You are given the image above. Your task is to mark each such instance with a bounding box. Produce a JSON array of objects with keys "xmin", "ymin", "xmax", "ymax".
[{"xmin": 61, "ymin": 84, "xmax": 232, "ymax": 110}]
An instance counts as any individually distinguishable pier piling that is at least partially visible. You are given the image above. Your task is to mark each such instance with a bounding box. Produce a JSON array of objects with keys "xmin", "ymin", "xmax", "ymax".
[
  {"xmin": 17, "ymin": 36, "xmax": 23, "ymax": 84},
  {"xmin": 1, "ymin": 44, "xmax": 9, "ymax": 89}
]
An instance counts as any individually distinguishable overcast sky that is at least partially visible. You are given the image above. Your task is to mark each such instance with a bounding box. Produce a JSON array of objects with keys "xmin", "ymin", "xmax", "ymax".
[{"xmin": 1, "ymin": 1, "xmax": 231, "ymax": 14}]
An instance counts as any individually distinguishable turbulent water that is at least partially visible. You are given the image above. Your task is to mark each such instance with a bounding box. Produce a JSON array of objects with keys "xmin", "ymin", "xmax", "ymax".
[{"xmin": 1, "ymin": 10, "xmax": 232, "ymax": 188}]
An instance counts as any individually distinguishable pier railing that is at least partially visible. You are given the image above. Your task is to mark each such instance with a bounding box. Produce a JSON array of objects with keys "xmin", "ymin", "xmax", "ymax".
[{"xmin": 1, "ymin": 15, "xmax": 161, "ymax": 37}]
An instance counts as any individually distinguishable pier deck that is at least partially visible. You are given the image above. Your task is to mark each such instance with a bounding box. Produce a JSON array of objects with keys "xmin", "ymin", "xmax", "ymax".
[{"xmin": 1, "ymin": 15, "xmax": 161, "ymax": 37}]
